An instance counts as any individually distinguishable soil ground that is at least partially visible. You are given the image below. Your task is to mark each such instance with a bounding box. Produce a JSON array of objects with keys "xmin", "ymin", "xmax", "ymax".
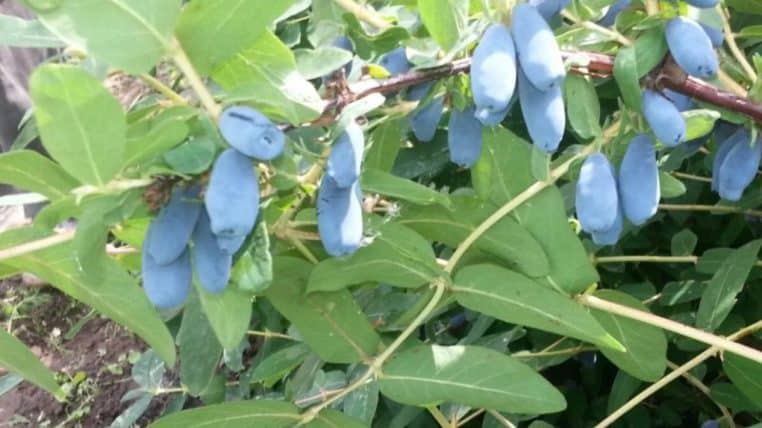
[{"xmin": 0, "ymin": 278, "xmax": 173, "ymax": 427}]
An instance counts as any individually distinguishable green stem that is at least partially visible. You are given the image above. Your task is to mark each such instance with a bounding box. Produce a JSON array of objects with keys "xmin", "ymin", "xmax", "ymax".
[
  {"xmin": 720, "ymin": 6, "xmax": 757, "ymax": 83},
  {"xmin": 670, "ymin": 171, "xmax": 711, "ymax": 183},
  {"xmin": 289, "ymin": 237, "xmax": 319, "ymax": 264},
  {"xmin": 139, "ymin": 73, "xmax": 188, "ymax": 105},
  {"xmin": 170, "ymin": 38, "xmax": 221, "ymax": 120},
  {"xmin": 594, "ymin": 255, "xmax": 698, "ymax": 264},
  {"xmin": 486, "ymin": 410, "xmax": 516, "ymax": 428},
  {"xmin": 247, "ymin": 330, "xmax": 298, "ymax": 341},
  {"xmin": 579, "ymin": 295, "xmax": 762, "ymax": 364},
  {"xmin": 561, "ymin": 10, "xmax": 632, "ymax": 46},
  {"xmin": 427, "ymin": 406, "xmax": 451, "ymax": 428},
  {"xmin": 332, "ymin": 0, "xmax": 391, "ymax": 30},
  {"xmin": 659, "ymin": 203, "xmax": 762, "ymax": 218}
]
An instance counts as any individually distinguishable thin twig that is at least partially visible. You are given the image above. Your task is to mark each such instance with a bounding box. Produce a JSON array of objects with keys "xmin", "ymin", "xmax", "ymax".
[
  {"xmin": 671, "ymin": 171, "xmax": 712, "ymax": 183},
  {"xmin": 139, "ymin": 73, "xmax": 189, "ymax": 106},
  {"xmin": 0, "ymin": 230, "xmax": 75, "ymax": 263},
  {"xmin": 486, "ymin": 410, "xmax": 517, "ymax": 428},
  {"xmin": 170, "ymin": 38, "xmax": 221, "ymax": 120},
  {"xmin": 659, "ymin": 203, "xmax": 762, "ymax": 217},
  {"xmin": 561, "ymin": 10, "xmax": 632, "ymax": 46},
  {"xmin": 428, "ymin": 406, "xmax": 451, "ymax": 428},
  {"xmin": 720, "ymin": 6, "xmax": 757, "ymax": 83},
  {"xmin": 247, "ymin": 330, "xmax": 298, "ymax": 341}
]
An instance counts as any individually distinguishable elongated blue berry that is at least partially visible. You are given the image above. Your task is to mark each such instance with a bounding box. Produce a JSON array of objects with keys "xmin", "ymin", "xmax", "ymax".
[
  {"xmin": 219, "ymin": 106, "xmax": 286, "ymax": 161},
  {"xmin": 379, "ymin": 47, "xmax": 411, "ymax": 76},
  {"xmin": 326, "ymin": 122, "xmax": 364, "ymax": 188},
  {"xmin": 192, "ymin": 211, "xmax": 232, "ymax": 294},
  {"xmin": 576, "ymin": 153, "xmax": 619, "ymax": 232},
  {"xmin": 642, "ymin": 89, "xmax": 686, "ymax": 147},
  {"xmin": 511, "ymin": 4, "xmax": 566, "ymax": 90},
  {"xmin": 448, "ymin": 105, "xmax": 483, "ymax": 167},
  {"xmin": 144, "ymin": 185, "xmax": 202, "ymax": 265},
  {"xmin": 699, "ymin": 23, "xmax": 723, "ymax": 48},
  {"xmin": 518, "ymin": 68, "xmax": 565, "ymax": 153},
  {"xmin": 686, "ymin": 0, "xmax": 718, "ymax": 8},
  {"xmin": 663, "ymin": 89, "xmax": 693, "ymax": 112},
  {"xmin": 205, "ymin": 149, "xmax": 260, "ymax": 241},
  {"xmin": 619, "ymin": 135, "xmax": 660, "ymax": 225},
  {"xmin": 216, "ymin": 234, "xmax": 247, "ymax": 255},
  {"xmin": 471, "ymin": 24, "xmax": 517, "ymax": 124},
  {"xmin": 711, "ymin": 127, "xmax": 744, "ymax": 191},
  {"xmin": 317, "ymin": 177, "xmax": 363, "ymax": 257},
  {"xmin": 142, "ymin": 245, "xmax": 191, "ymax": 309},
  {"xmin": 597, "ymin": 0, "xmax": 631, "ymax": 27},
  {"xmin": 666, "ymin": 17, "xmax": 718, "ymax": 79},
  {"xmin": 591, "ymin": 204, "xmax": 623, "ymax": 246},
  {"xmin": 411, "ymin": 97, "xmax": 444, "ymax": 142},
  {"xmin": 529, "ymin": 0, "xmax": 571, "ymax": 20},
  {"xmin": 718, "ymin": 129, "xmax": 761, "ymax": 201}
]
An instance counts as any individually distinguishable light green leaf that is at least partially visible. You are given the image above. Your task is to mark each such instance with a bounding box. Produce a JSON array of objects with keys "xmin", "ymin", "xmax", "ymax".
[
  {"xmin": 564, "ymin": 74, "xmax": 601, "ymax": 139},
  {"xmin": 3, "ymin": 242, "xmax": 176, "ymax": 366},
  {"xmin": 633, "ymin": 27, "xmax": 668, "ymax": 77},
  {"xmin": 418, "ymin": 0, "xmax": 466, "ymax": 51},
  {"xmin": 683, "ymin": 109, "xmax": 721, "ymax": 141},
  {"xmin": 176, "ymin": 0, "xmax": 296, "ymax": 75},
  {"xmin": 613, "ymin": 46, "xmax": 641, "ymax": 111},
  {"xmin": 123, "ymin": 108, "xmax": 194, "ymax": 169},
  {"xmin": 0, "ymin": 15, "xmax": 64, "ymax": 47},
  {"xmin": 696, "ymin": 239, "xmax": 762, "ymax": 331},
  {"xmin": 589, "ymin": 290, "xmax": 667, "ymax": 381},
  {"xmin": 148, "ymin": 400, "xmax": 301, "ymax": 428},
  {"xmin": 723, "ymin": 354, "xmax": 762, "ymax": 408},
  {"xmin": 361, "ymin": 169, "xmax": 453, "ymax": 209},
  {"xmin": 379, "ymin": 344, "xmax": 566, "ymax": 414},
  {"xmin": 736, "ymin": 25, "xmax": 762, "ymax": 38},
  {"xmin": 212, "ymin": 31, "xmax": 326, "ymax": 124},
  {"xmin": 660, "ymin": 171, "xmax": 687, "ymax": 199},
  {"xmin": 34, "ymin": 0, "xmax": 180, "ymax": 74},
  {"xmin": 307, "ymin": 222, "xmax": 443, "ymax": 292},
  {"xmin": 472, "ymin": 128, "xmax": 598, "ymax": 293},
  {"xmin": 163, "ymin": 136, "xmax": 216, "ymax": 174},
  {"xmin": 30, "ymin": 65, "xmax": 126, "ymax": 186},
  {"xmin": 198, "ymin": 287, "xmax": 252, "ymax": 352},
  {"xmin": 364, "ymin": 119, "xmax": 404, "ymax": 173},
  {"xmin": 453, "ymin": 264, "xmax": 623, "ymax": 351},
  {"xmin": 0, "ymin": 329, "xmax": 60, "ymax": 397},
  {"xmin": 0, "ymin": 150, "xmax": 79, "ymax": 200},
  {"xmin": 265, "ymin": 257, "xmax": 381, "ymax": 363},
  {"xmin": 295, "ymin": 47, "xmax": 353, "ymax": 80},
  {"xmin": 232, "ymin": 222, "xmax": 273, "ymax": 293},
  {"xmin": 178, "ymin": 291, "xmax": 223, "ymax": 396}
]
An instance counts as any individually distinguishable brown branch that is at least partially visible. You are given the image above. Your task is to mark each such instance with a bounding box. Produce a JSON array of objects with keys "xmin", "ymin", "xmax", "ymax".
[{"xmin": 318, "ymin": 50, "xmax": 761, "ymax": 125}]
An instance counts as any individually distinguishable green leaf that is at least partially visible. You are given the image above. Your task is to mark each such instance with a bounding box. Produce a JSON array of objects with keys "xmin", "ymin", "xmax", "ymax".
[
  {"xmin": 30, "ymin": 65, "xmax": 126, "ymax": 186},
  {"xmin": 399, "ymin": 194, "xmax": 551, "ymax": 278},
  {"xmin": 472, "ymin": 128, "xmax": 598, "ymax": 293},
  {"xmin": 232, "ymin": 222, "xmax": 273, "ymax": 293},
  {"xmin": 724, "ymin": 353, "xmax": 762, "ymax": 408},
  {"xmin": 148, "ymin": 400, "xmax": 302, "ymax": 428},
  {"xmin": 249, "ymin": 343, "xmax": 311, "ymax": 387},
  {"xmin": 343, "ymin": 367, "xmax": 379, "ymax": 426},
  {"xmin": 34, "ymin": 0, "xmax": 180, "ymax": 74},
  {"xmin": 162, "ymin": 136, "xmax": 215, "ymax": 175},
  {"xmin": 683, "ymin": 109, "xmax": 721, "ymax": 141},
  {"xmin": 3, "ymin": 242, "xmax": 176, "ymax": 366},
  {"xmin": 123, "ymin": 112, "xmax": 192, "ymax": 169},
  {"xmin": 212, "ymin": 31, "xmax": 326, "ymax": 125},
  {"xmin": 178, "ymin": 291, "xmax": 223, "ymax": 396},
  {"xmin": 361, "ymin": 169, "xmax": 453, "ymax": 209},
  {"xmin": 379, "ymin": 344, "xmax": 566, "ymax": 414},
  {"xmin": 589, "ymin": 290, "xmax": 667, "ymax": 381},
  {"xmin": 726, "ymin": 0, "xmax": 762, "ymax": 15},
  {"xmin": 344, "ymin": 14, "xmax": 410, "ymax": 59},
  {"xmin": 564, "ymin": 74, "xmax": 602, "ymax": 139},
  {"xmin": 632, "ymin": 27, "xmax": 668, "ymax": 77},
  {"xmin": 736, "ymin": 25, "xmax": 762, "ymax": 39},
  {"xmin": 613, "ymin": 46, "xmax": 642, "ymax": 111},
  {"xmin": 418, "ymin": 0, "xmax": 465, "ymax": 51},
  {"xmin": 307, "ymin": 222, "xmax": 443, "ymax": 292},
  {"xmin": 0, "ymin": 329, "xmax": 60, "ymax": 397},
  {"xmin": 671, "ymin": 229, "xmax": 698, "ymax": 256},
  {"xmin": 453, "ymin": 264, "xmax": 624, "ymax": 351},
  {"xmin": 0, "ymin": 150, "xmax": 79, "ymax": 200},
  {"xmin": 198, "ymin": 287, "xmax": 252, "ymax": 352},
  {"xmin": 306, "ymin": 409, "xmax": 369, "ymax": 428},
  {"xmin": 659, "ymin": 171, "xmax": 687, "ymax": 199},
  {"xmin": 295, "ymin": 47, "xmax": 353, "ymax": 80},
  {"xmin": 265, "ymin": 257, "xmax": 381, "ymax": 363},
  {"xmin": 364, "ymin": 119, "xmax": 404, "ymax": 173},
  {"xmin": 607, "ymin": 371, "xmax": 643, "ymax": 413},
  {"xmin": 0, "ymin": 15, "xmax": 64, "ymax": 47},
  {"xmin": 176, "ymin": 0, "xmax": 296, "ymax": 75},
  {"xmin": 696, "ymin": 239, "xmax": 762, "ymax": 331}
]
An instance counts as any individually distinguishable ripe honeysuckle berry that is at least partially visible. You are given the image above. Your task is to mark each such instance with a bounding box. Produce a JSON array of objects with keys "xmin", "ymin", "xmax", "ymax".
[
  {"xmin": 511, "ymin": 4, "xmax": 566, "ymax": 90},
  {"xmin": 447, "ymin": 105, "xmax": 484, "ymax": 168},
  {"xmin": 218, "ymin": 106, "xmax": 286, "ymax": 161},
  {"xmin": 642, "ymin": 89, "xmax": 686, "ymax": 147},
  {"xmin": 619, "ymin": 134, "xmax": 659, "ymax": 225},
  {"xmin": 471, "ymin": 23, "xmax": 517, "ymax": 125},
  {"xmin": 326, "ymin": 121, "xmax": 364, "ymax": 188},
  {"xmin": 144, "ymin": 185, "xmax": 202, "ymax": 266},
  {"xmin": 575, "ymin": 152, "xmax": 619, "ymax": 232},
  {"xmin": 205, "ymin": 148, "xmax": 260, "ymax": 240},
  {"xmin": 142, "ymin": 245, "xmax": 191, "ymax": 309},
  {"xmin": 317, "ymin": 177, "xmax": 363, "ymax": 257},
  {"xmin": 192, "ymin": 211, "xmax": 232, "ymax": 294},
  {"xmin": 517, "ymin": 66, "xmax": 565, "ymax": 153},
  {"xmin": 665, "ymin": 17, "xmax": 719, "ymax": 79},
  {"xmin": 717, "ymin": 128, "xmax": 761, "ymax": 201}
]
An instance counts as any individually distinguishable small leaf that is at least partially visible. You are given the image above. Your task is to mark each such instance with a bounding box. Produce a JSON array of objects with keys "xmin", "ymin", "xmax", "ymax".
[
  {"xmin": 379, "ymin": 345, "xmax": 566, "ymax": 414},
  {"xmin": 35, "ymin": 0, "xmax": 180, "ymax": 73},
  {"xmin": 364, "ymin": 119, "xmax": 404, "ymax": 173},
  {"xmin": 30, "ymin": 65, "xmax": 126, "ymax": 186},
  {"xmin": 659, "ymin": 171, "xmax": 687, "ymax": 199},
  {"xmin": 163, "ymin": 136, "xmax": 216, "ymax": 175},
  {"xmin": 0, "ymin": 150, "xmax": 79, "ymax": 200},
  {"xmin": 589, "ymin": 290, "xmax": 667, "ymax": 381},
  {"xmin": 178, "ymin": 291, "xmax": 223, "ymax": 397},
  {"xmin": 198, "ymin": 287, "xmax": 252, "ymax": 352},
  {"xmin": 671, "ymin": 229, "xmax": 698, "ymax": 256},
  {"xmin": 362, "ymin": 169, "xmax": 453, "ymax": 209},
  {"xmin": 417, "ymin": 0, "xmax": 466, "ymax": 51},
  {"xmin": 736, "ymin": 25, "xmax": 762, "ymax": 38},
  {"xmin": 696, "ymin": 239, "xmax": 762, "ymax": 331},
  {"xmin": 148, "ymin": 400, "xmax": 302, "ymax": 428},
  {"xmin": 295, "ymin": 47, "xmax": 353, "ymax": 80},
  {"xmin": 724, "ymin": 353, "xmax": 762, "ymax": 408},
  {"xmin": 265, "ymin": 257, "xmax": 381, "ymax": 363},
  {"xmin": 249, "ymin": 343, "xmax": 310, "ymax": 387},
  {"xmin": 613, "ymin": 46, "xmax": 641, "ymax": 111},
  {"xmin": 343, "ymin": 14, "xmax": 410, "ymax": 59},
  {"xmin": 0, "ymin": 329, "xmax": 60, "ymax": 397},
  {"xmin": 232, "ymin": 222, "xmax": 273, "ymax": 293},
  {"xmin": 307, "ymin": 409, "xmax": 367, "ymax": 428},
  {"xmin": 633, "ymin": 27, "xmax": 668, "ymax": 77},
  {"xmin": 453, "ymin": 264, "xmax": 624, "ymax": 351},
  {"xmin": 683, "ymin": 109, "xmax": 721, "ymax": 141},
  {"xmin": 564, "ymin": 74, "xmax": 602, "ymax": 138},
  {"xmin": 308, "ymin": 222, "xmax": 443, "ymax": 292}
]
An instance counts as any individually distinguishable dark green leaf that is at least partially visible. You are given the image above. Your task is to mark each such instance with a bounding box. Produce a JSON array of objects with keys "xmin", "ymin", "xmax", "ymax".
[
  {"xmin": 589, "ymin": 290, "xmax": 667, "ymax": 381},
  {"xmin": 613, "ymin": 46, "xmax": 641, "ymax": 111},
  {"xmin": 724, "ymin": 353, "xmax": 762, "ymax": 408},
  {"xmin": 249, "ymin": 343, "xmax": 310, "ymax": 387},
  {"xmin": 453, "ymin": 264, "xmax": 624, "ymax": 351},
  {"xmin": 564, "ymin": 74, "xmax": 601, "ymax": 138},
  {"xmin": 632, "ymin": 27, "xmax": 668, "ymax": 77},
  {"xmin": 148, "ymin": 400, "xmax": 302, "ymax": 428},
  {"xmin": 671, "ymin": 229, "xmax": 698, "ymax": 256},
  {"xmin": 307, "ymin": 222, "xmax": 443, "ymax": 292},
  {"xmin": 362, "ymin": 169, "xmax": 453, "ymax": 209},
  {"xmin": 178, "ymin": 291, "xmax": 223, "ymax": 396},
  {"xmin": 696, "ymin": 239, "xmax": 762, "ymax": 331},
  {"xmin": 659, "ymin": 171, "xmax": 687, "ymax": 199},
  {"xmin": 379, "ymin": 344, "xmax": 567, "ymax": 414},
  {"xmin": 736, "ymin": 25, "xmax": 762, "ymax": 38},
  {"xmin": 364, "ymin": 119, "xmax": 404, "ymax": 173},
  {"xmin": 306, "ymin": 409, "xmax": 367, "ymax": 428},
  {"xmin": 295, "ymin": 47, "xmax": 353, "ymax": 80},
  {"xmin": 30, "ymin": 65, "xmax": 126, "ymax": 186},
  {"xmin": 265, "ymin": 257, "xmax": 381, "ymax": 363},
  {"xmin": 163, "ymin": 136, "xmax": 216, "ymax": 175}
]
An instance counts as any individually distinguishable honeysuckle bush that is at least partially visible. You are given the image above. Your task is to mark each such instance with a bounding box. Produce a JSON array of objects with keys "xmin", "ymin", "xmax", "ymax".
[{"xmin": 1, "ymin": 0, "xmax": 762, "ymax": 427}]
